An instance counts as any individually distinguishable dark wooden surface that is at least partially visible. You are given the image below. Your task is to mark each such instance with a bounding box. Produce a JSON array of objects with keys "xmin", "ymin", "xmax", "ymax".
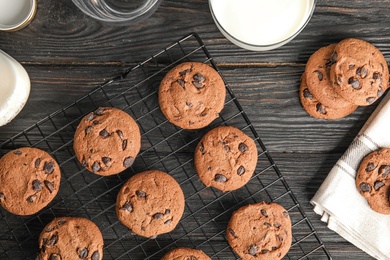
[{"xmin": 1, "ymin": 0, "xmax": 389, "ymax": 259}]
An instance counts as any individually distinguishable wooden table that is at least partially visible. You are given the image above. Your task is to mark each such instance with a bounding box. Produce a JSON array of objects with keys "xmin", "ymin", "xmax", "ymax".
[{"xmin": 0, "ymin": 0, "xmax": 388, "ymax": 259}]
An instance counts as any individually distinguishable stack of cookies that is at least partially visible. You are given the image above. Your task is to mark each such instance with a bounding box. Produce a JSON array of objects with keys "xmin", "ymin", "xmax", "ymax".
[{"xmin": 300, "ymin": 38, "xmax": 389, "ymax": 120}]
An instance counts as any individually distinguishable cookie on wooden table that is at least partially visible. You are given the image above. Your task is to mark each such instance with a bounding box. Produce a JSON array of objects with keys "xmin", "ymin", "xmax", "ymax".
[
  {"xmin": 356, "ymin": 148, "xmax": 390, "ymax": 214},
  {"xmin": 73, "ymin": 107, "xmax": 141, "ymax": 176},
  {"xmin": 330, "ymin": 38, "xmax": 389, "ymax": 106},
  {"xmin": 158, "ymin": 62, "xmax": 226, "ymax": 130},
  {"xmin": 194, "ymin": 126, "xmax": 258, "ymax": 192},
  {"xmin": 37, "ymin": 217, "xmax": 104, "ymax": 260},
  {"xmin": 161, "ymin": 247, "xmax": 211, "ymax": 260},
  {"xmin": 304, "ymin": 43, "xmax": 354, "ymax": 108},
  {"xmin": 226, "ymin": 202, "xmax": 292, "ymax": 260},
  {"xmin": 116, "ymin": 170, "xmax": 185, "ymax": 238},
  {"xmin": 0, "ymin": 147, "xmax": 61, "ymax": 216},
  {"xmin": 299, "ymin": 73, "xmax": 357, "ymax": 119}
]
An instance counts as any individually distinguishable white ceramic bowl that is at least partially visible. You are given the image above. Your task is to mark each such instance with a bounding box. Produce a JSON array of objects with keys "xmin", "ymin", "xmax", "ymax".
[
  {"xmin": 0, "ymin": 50, "xmax": 30, "ymax": 127},
  {"xmin": 0, "ymin": 0, "xmax": 37, "ymax": 31}
]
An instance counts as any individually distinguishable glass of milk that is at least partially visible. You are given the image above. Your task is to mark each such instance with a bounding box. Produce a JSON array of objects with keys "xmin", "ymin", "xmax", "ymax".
[
  {"xmin": 209, "ymin": 0, "xmax": 316, "ymax": 51},
  {"xmin": 0, "ymin": 50, "xmax": 30, "ymax": 127},
  {"xmin": 0, "ymin": 0, "xmax": 37, "ymax": 31}
]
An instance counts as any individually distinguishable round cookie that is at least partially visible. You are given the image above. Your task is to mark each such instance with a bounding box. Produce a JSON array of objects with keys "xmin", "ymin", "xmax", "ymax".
[
  {"xmin": 299, "ymin": 73, "xmax": 357, "ymax": 120},
  {"xmin": 226, "ymin": 202, "xmax": 292, "ymax": 260},
  {"xmin": 158, "ymin": 62, "xmax": 226, "ymax": 130},
  {"xmin": 330, "ymin": 38, "xmax": 389, "ymax": 106},
  {"xmin": 73, "ymin": 107, "xmax": 141, "ymax": 176},
  {"xmin": 37, "ymin": 217, "xmax": 104, "ymax": 260},
  {"xmin": 356, "ymin": 148, "xmax": 390, "ymax": 214},
  {"xmin": 0, "ymin": 147, "xmax": 61, "ymax": 216},
  {"xmin": 116, "ymin": 170, "xmax": 185, "ymax": 238},
  {"xmin": 161, "ymin": 248, "xmax": 211, "ymax": 260},
  {"xmin": 305, "ymin": 43, "xmax": 354, "ymax": 108},
  {"xmin": 194, "ymin": 126, "xmax": 258, "ymax": 192}
]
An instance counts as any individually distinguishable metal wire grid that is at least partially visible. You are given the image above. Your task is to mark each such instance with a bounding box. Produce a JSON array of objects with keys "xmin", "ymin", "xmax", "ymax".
[{"xmin": 0, "ymin": 33, "xmax": 331, "ymax": 260}]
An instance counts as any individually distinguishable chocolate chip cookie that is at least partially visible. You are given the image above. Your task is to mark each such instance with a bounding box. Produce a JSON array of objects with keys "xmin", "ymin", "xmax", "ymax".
[
  {"xmin": 37, "ymin": 217, "xmax": 104, "ymax": 260},
  {"xmin": 305, "ymin": 44, "xmax": 355, "ymax": 108},
  {"xmin": 73, "ymin": 107, "xmax": 141, "ymax": 176},
  {"xmin": 0, "ymin": 147, "xmax": 61, "ymax": 216},
  {"xmin": 161, "ymin": 248, "xmax": 211, "ymax": 260},
  {"xmin": 116, "ymin": 170, "xmax": 185, "ymax": 238},
  {"xmin": 300, "ymin": 73, "xmax": 357, "ymax": 120},
  {"xmin": 194, "ymin": 126, "xmax": 258, "ymax": 192},
  {"xmin": 330, "ymin": 38, "xmax": 389, "ymax": 106},
  {"xmin": 158, "ymin": 62, "xmax": 226, "ymax": 130},
  {"xmin": 226, "ymin": 202, "xmax": 292, "ymax": 260},
  {"xmin": 356, "ymin": 148, "xmax": 390, "ymax": 214}
]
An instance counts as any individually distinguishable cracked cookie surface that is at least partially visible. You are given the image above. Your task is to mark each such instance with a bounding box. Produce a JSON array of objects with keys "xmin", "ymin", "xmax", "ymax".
[
  {"xmin": 73, "ymin": 107, "xmax": 141, "ymax": 176},
  {"xmin": 158, "ymin": 62, "xmax": 226, "ymax": 130},
  {"xmin": 116, "ymin": 170, "xmax": 185, "ymax": 238},
  {"xmin": 194, "ymin": 126, "xmax": 258, "ymax": 192},
  {"xmin": 0, "ymin": 147, "xmax": 61, "ymax": 216}
]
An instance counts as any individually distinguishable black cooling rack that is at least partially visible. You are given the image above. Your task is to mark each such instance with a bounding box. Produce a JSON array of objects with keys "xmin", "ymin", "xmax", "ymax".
[{"xmin": 0, "ymin": 33, "xmax": 331, "ymax": 260}]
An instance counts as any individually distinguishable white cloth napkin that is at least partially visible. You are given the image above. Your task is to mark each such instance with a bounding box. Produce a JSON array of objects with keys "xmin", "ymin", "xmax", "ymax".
[{"xmin": 311, "ymin": 91, "xmax": 390, "ymax": 260}]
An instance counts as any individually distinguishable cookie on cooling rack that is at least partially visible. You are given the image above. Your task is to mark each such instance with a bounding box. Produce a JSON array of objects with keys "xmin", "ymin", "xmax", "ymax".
[
  {"xmin": 0, "ymin": 147, "xmax": 61, "ymax": 216},
  {"xmin": 329, "ymin": 38, "xmax": 389, "ymax": 106},
  {"xmin": 356, "ymin": 148, "xmax": 390, "ymax": 214},
  {"xmin": 116, "ymin": 170, "xmax": 185, "ymax": 238},
  {"xmin": 73, "ymin": 107, "xmax": 141, "ymax": 176},
  {"xmin": 158, "ymin": 62, "xmax": 226, "ymax": 130},
  {"xmin": 161, "ymin": 247, "xmax": 211, "ymax": 260},
  {"xmin": 194, "ymin": 126, "xmax": 258, "ymax": 192},
  {"xmin": 226, "ymin": 202, "xmax": 292, "ymax": 260},
  {"xmin": 38, "ymin": 217, "xmax": 104, "ymax": 260}
]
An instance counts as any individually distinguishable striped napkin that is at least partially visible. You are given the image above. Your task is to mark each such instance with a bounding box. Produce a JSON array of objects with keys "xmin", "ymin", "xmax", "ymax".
[{"xmin": 311, "ymin": 91, "xmax": 390, "ymax": 260}]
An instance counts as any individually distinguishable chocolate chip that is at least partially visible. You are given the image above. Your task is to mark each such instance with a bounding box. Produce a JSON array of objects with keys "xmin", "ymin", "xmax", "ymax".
[
  {"xmin": 238, "ymin": 142, "xmax": 248, "ymax": 153},
  {"xmin": 237, "ymin": 166, "xmax": 245, "ymax": 176},
  {"xmin": 13, "ymin": 150, "xmax": 22, "ymax": 155},
  {"xmin": 373, "ymin": 72, "xmax": 381, "ymax": 80},
  {"xmin": 316, "ymin": 103, "xmax": 327, "ymax": 115},
  {"xmin": 192, "ymin": 81, "xmax": 204, "ymax": 89},
  {"xmin": 123, "ymin": 156, "xmax": 134, "ymax": 168},
  {"xmin": 179, "ymin": 69, "xmax": 191, "ymax": 76},
  {"xmin": 164, "ymin": 219, "xmax": 172, "ymax": 225},
  {"xmin": 365, "ymin": 162, "xmax": 376, "ymax": 172},
  {"xmin": 314, "ymin": 70, "xmax": 323, "ymax": 81},
  {"xmin": 189, "ymin": 121, "xmax": 194, "ymax": 125},
  {"xmin": 261, "ymin": 249, "xmax": 269, "ymax": 254},
  {"xmin": 99, "ymin": 158, "xmax": 109, "ymax": 168},
  {"xmin": 116, "ymin": 130, "xmax": 124, "ymax": 139},
  {"xmin": 261, "ymin": 209, "xmax": 268, "ymax": 217},
  {"xmin": 91, "ymin": 251, "xmax": 100, "ymax": 260},
  {"xmin": 49, "ymin": 254, "xmax": 61, "ymax": 260},
  {"xmin": 248, "ymin": 244, "xmax": 258, "ymax": 256},
  {"xmin": 188, "ymin": 256, "xmax": 197, "ymax": 260},
  {"xmin": 86, "ymin": 113, "xmax": 95, "ymax": 121},
  {"xmin": 58, "ymin": 220, "xmax": 66, "ymax": 225},
  {"xmin": 228, "ymin": 228, "xmax": 237, "ymax": 238},
  {"xmin": 186, "ymin": 101, "xmax": 193, "ymax": 107},
  {"xmin": 27, "ymin": 194, "xmax": 37, "ymax": 203},
  {"xmin": 264, "ymin": 222, "xmax": 271, "ymax": 227},
  {"xmin": 0, "ymin": 193, "xmax": 5, "ymax": 201},
  {"xmin": 348, "ymin": 77, "xmax": 361, "ymax": 89},
  {"xmin": 379, "ymin": 165, "xmax": 390, "ymax": 178},
  {"xmin": 93, "ymin": 120, "xmax": 100, "ymax": 125},
  {"xmin": 99, "ymin": 129, "xmax": 110, "ymax": 138},
  {"xmin": 349, "ymin": 64, "xmax": 355, "ymax": 70},
  {"xmin": 165, "ymin": 209, "xmax": 171, "ymax": 214},
  {"xmin": 283, "ymin": 211, "xmax": 289, "ymax": 218},
  {"xmin": 35, "ymin": 158, "xmax": 41, "ymax": 168},
  {"xmin": 214, "ymin": 174, "xmax": 227, "ymax": 183},
  {"xmin": 177, "ymin": 79, "xmax": 185, "ymax": 88},
  {"xmin": 122, "ymin": 202, "xmax": 133, "ymax": 212},
  {"xmin": 78, "ymin": 248, "xmax": 88, "ymax": 258},
  {"xmin": 193, "ymin": 73, "xmax": 205, "ymax": 83},
  {"xmin": 85, "ymin": 126, "xmax": 93, "ymax": 135},
  {"xmin": 277, "ymin": 234, "xmax": 284, "ymax": 242},
  {"xmin": 374, "ymin": 181, "xmax": 385, "ymax": 191},
  {"xmin": 153, "ymin": 213, "xmax": 164, "ymax": 219},
  {"xmin": 122, "ymin": 140, "xmax": 128, "ymax": 151},
  {"xmin": 199, "ymin": 143, "xmax": 205, "ymax": 154},
  {"xmin": 44, "ymin": 161, "xmax": 55, "ymax": 174},
  {"xmin": 378, "ymin": 89, "xmax": 384, "ymax": 97},
  {"xmin": 330, "ymin": 52, "xmax": 338, "ymax": 63},
  {"xmin": 94, "ymin": 107, "xmax": 105, "ymax": 116},
  {"xmin": 366, "ymin": 97, "xmax": 376, "ymax": 104},
  {"xmin": 303, "ymin": 88, "xmax": 314, "ymax": 100},
  {"xmin": 356, "ymin": 67, "xmax": 368, "ymax": 78},
  {"xmin": 136, "ymin": 190, "xmax": 146, "ymax": 198},
  {"xmin": 47, "ymin": 234, "xmax": 58, "ymax": 246},
  {"xmin": 32, "ymin": 179, "xmax": 43, "ymax": 192},
  {"xmin": 274, "ymin": 223, "xmax": 281, "ymax": 228},
  {"xmin": 360, "ymin": 182, "xmax": 371, "ymax": 192},
  {"xmin": 337, "ymin": 76, "xmax": 343, "ymax": 84},
  {"xmin": 224, "ymin": 145, "xmax": 230, "ymax": 152},
  {"xmin": 92, "ymin": 162, "xmax": 101, "ymax": 172}
]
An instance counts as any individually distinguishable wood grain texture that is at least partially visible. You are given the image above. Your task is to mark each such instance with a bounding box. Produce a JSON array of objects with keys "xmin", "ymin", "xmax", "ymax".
[{"xmin": 1, "ymin": 0, "xmax": 389, "ymax": 259}]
